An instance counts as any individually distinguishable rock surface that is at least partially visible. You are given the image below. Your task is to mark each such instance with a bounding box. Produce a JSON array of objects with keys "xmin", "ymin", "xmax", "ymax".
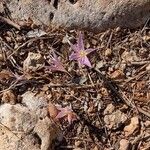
[
  {"xmin": 119, "ymin": 139, "xmax": 130, "ymax": 150},
  {"xmin": 104, "ymin": 108, "xmax": 127, "ymax": 129},
  {"xmin": 124, "ymin": 116, "xmax": 139, "ymax": 137},
  {"xmin": 23, "ymin": 52, "xmax": 45, "ymax": 73},
  {"xmin": 0, "ymin": 92, "xmax": 62, "ymax": 150},
  {"xmin": 3, "ymin": 0, "xmax": 150, "ymax": 32}
]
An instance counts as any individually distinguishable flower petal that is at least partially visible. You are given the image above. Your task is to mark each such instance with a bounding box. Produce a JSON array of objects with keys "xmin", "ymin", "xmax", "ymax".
[
  {"xmin": 83, "ymin": 56, "xmax": 92, "ymax": 67},
  {"xmin": 85, "ymin": 48, "xmax": 96, "ymax": 55},
  {"xmin": 77, "ymin": 32, "xmax": 84, "ymax": 50},
  {"xmin": 67, "ymin": 113, "xmax": 73, "ymax": 124},
  {"xmin": 55, "ymin": 111, "xmax": 67, "ymax": 119},
  {"xmin": 69, "ymin": 52, "xmax": 78, "ymax": 60},
  {"xmin": 78, "ymin": 57, "xmax": 85, "ymax": 66}
]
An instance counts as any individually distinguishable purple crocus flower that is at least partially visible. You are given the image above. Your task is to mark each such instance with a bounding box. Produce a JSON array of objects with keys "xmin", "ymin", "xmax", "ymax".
[
  {"xmin": 45, "ymin": 53, "xmax": 67, "ymax": 73},
  {"xmin": 69, "ymin": 32, "xmax": 96, "ymax": 68},
  {"xmin": 55, "ymin": 105, "xmax": 77, "ymax": 124}
]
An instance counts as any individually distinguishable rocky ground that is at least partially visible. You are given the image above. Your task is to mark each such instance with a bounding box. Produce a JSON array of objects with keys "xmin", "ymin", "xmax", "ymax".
[
  {"xmin": 0, "ymin": 19, "xmax": 150, "ymax": 150},
  {"xmin": 0, "ymin": 2, "xmax": 150, "ymax": 149}
]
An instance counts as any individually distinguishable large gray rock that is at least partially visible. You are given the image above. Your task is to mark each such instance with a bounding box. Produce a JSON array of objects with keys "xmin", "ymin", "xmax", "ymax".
[
  {"xmin": 52, "ymin": 0, "xmax": 150, "ymax": 32},
  {"xmin": 3, "ymin": 0, "xmax": 150, "ymax": 32},
  {"xmin": 0, "ymin": 92, "xmax": 62, "ymax": 150}
]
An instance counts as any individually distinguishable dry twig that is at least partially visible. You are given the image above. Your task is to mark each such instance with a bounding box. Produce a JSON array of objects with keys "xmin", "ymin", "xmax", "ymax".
[{"xmin": 0, "ymin": 16, "xmax": 21, "ymax": 30}]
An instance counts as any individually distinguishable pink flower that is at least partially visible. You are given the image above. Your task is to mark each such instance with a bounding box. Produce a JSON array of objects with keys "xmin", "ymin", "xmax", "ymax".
[
  {"xmin": 55, "ymin": 105, "xmax": 77, "ymax": 124},
  {"xmin": 45, "ymin": 53, "xmax": 67, "ymax": 73},
  {"xmin": 69, "ymin": 32, "xmax": 96, "ymax": 67}
]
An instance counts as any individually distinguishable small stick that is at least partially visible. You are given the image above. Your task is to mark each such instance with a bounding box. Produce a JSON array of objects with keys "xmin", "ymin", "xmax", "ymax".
[
  {"xmin": 130, "ymin": 61, "xmax": 150, "ymax": 65},
  {"xmin": 141, "ymin": 18, "xmax": 150, "ymax": 32},
  {"xmin": 0, "ymin": 16, "xmax": 21, "ymax": 30},
  {"xmin": 48, "ymin": 83, "xmax": 97, "ymax": 89}
]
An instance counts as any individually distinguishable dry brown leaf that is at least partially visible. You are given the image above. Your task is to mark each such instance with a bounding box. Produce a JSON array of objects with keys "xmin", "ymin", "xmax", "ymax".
[
  {"xmin": 132, "ymin": 81, "xmax": 149, "ymax": 102},
  {"xmin": 0, "ymin": 70, "xmax": 13, "ymax": 80},
  {"xmin": 110, "ymin": 69, "xmax": 125, "ymax": 79},
  {"xmin": 48, "ymin": 103, "xmax": 59, "ymax": 118},
  {"xmin": 2, "ymin": 90, "xmax": 16, "ymax": 104}
]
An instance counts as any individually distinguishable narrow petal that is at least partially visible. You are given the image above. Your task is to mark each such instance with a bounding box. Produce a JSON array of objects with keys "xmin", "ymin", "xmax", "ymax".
[
  {"xmin": 77, "ymin": 32, "xmax": 84, "ymax": 50},
  {"xmin": 52, "ymin": 52, "xmax": 58, "ymax": 60},
  {"xmin": 67, "ymin": 113, "xmax": 73, "ymax": 124},
  {"xmin": 85, "ymin": 48, "xmax": 96, "ymax": 55},
  {"xmin": 79, "ymin": 57, "xmax": 86, "ymax": 66},
  {"xmin": 83, "ymin": 56, "xmax": 92, "ymax": 67},
  {"xmin": 55, "ymin": 111, "xmax": 66, "ymax": 119},
  {"xmin": 69, "ymin": 52, "xmax": 78, "ymax": 60}
]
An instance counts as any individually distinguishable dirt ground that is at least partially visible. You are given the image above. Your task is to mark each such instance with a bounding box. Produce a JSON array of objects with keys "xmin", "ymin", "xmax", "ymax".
[{"xmin": 0, "ymin": 17, "xmax": 150, "ymax": 150}]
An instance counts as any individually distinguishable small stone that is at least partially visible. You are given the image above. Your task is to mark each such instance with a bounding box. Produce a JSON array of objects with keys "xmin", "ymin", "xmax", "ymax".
[
  {"xmin": 104, "ymin": 110, "xmax": 127, "ymax": 129},
  {"xmin": 119, "ymin": 139, "xmax": 130, "ymax": 150},
  {"xmin": 23, "ymin": 52, "xmax": 45, "ymax": 73},
  {"xmin": 26, "ymin": 29, "xmax": 47, "ymax": 38},
  {"xmin": 105, "ymin": 48, "xmax": 112, "ymax": 57},
  {"xmin": 144, "ymin": 121, "xmax": 150, "ymax": 127},
  {"xmin": 121, "ymin": 51, "xmax": 138, "ymax": 63},
  {"xmin": 103, "ymin": 104, "xmax": 115, "ymax": 115},
  {"xmin": 48, "ymin": 102, "xmax": 59, "ymax": 118},
  {"xmin": 91, "ymin": 39, "xmax": 97, "ymax": 45},
  {"xmin": 124, "ymin": 116, "xmax": 139, "ymax": 137}
]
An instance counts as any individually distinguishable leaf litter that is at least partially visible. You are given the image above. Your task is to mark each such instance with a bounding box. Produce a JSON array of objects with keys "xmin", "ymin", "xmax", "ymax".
[{"xmin": 0, "ymin": 22, "xmax": 150, "ymax": 150}]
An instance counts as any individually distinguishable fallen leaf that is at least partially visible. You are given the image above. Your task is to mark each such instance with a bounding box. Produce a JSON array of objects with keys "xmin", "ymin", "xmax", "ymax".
[
  {"xmin": 110, "ymin": 69, "xmax": 125, "ymax": 79},
  {"xmin": 0, "ymin": 70, "xmax": 13, "ymax": 80},
  {"xmin": 2, "ymin": 90, "xmax": 16, "ymax": 104}
]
